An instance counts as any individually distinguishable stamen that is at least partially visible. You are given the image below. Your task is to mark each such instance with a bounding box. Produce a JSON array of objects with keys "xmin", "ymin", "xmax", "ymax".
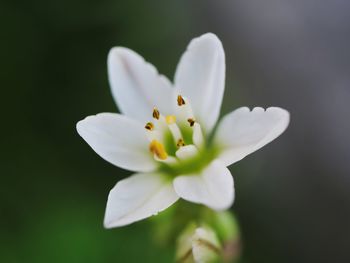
[
  {"xmin": 193, "ymin": 123, "xmax": 204, "ymax": 148},
  {"xmin": 177, "ymin": 95, "xmax": 186, "ymax": 106},
  {"xmin": 165, "ymin": 115, "xmax": 176, "ymax": 124},
  {"xmin": 187, "ymin": 118, "xmax": 195, "ymax": 127},
  {"xmin": 145, "ymin": 122, "xmax": 154, "ymax": 130},
  {"xmin": 149, "ymin": 140, "xmax": 168, "ymax": 160},
  {"xmin": 167, "ymin": 120, "xmax": 183, "ymax": 144},
  {"xmin": 152, "ymin": 108, "xmax": 160, "ymax": 120},
  {"xmin": 175, "ymin": 96, "xmax": 194, "ymax": 123},
  {"xmin": 176, "ymin": 138, "xmax": 186, "ymax": 148}
]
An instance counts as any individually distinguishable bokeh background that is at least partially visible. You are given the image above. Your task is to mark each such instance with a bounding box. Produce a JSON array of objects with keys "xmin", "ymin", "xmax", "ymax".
[{"xmin": 1, "ymin": 0, "xmax": 350, "ymax": 262}]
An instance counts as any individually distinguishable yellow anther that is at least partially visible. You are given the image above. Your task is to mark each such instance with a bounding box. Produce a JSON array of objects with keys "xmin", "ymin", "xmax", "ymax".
[
  {"xmin": 187, "ymin": 118, "xmax": 195, "ymax": 127},
  {"xmin": 149, "ymin": 140, "xmax": 168, "ymax": 160},
  {"xmin": 152, "ymin": 108, "xmax": 160, "ymax": 119},
  {"xmin": 165, "ymin": 115, "xmax": 176, "ymax": 124},
  {"xmin": 176, "ymin": 138, "xmax": 186, "ymax": 148},
  {"xmin": 145, "ymin": 122, "xmax": 154, "ymax": 130},
  {"xmin": 177, "ymin": 95, "xmax": 186, "ymax": 106}
]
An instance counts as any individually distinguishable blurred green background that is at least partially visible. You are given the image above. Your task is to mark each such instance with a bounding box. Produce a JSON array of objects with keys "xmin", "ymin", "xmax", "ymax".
[{"xmin": 1, "ymin": 0, "xmax": 350, "ymax": 262}]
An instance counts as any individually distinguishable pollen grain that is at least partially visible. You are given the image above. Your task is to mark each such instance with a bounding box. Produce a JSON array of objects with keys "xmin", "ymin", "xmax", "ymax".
[
  {"xmin": 152, "ymin": 108, "xmax": 160, "ymax": 119},
  {"xmin": 145, "ymin": 122, "xmax": 154, "ymax": 130},
  {"xmin": 177, "ymin": 95, "xmax": 186, "ymax": 106}
]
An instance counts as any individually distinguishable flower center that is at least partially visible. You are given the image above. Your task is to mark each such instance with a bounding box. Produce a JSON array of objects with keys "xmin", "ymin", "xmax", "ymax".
[{"xmin": 144, "ymin": 95, "xmax": 218, "ymax": 175}]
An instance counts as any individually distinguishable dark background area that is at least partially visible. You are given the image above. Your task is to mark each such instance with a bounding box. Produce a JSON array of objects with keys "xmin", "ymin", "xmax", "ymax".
[{"xmin": 1, "ymin": 0, "xmax": 349, "ymax": 262}]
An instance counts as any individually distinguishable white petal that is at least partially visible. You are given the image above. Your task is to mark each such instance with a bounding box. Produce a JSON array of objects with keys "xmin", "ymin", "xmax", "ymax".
[
  {"xmin": 77, "ymin": 113, "xmax": 156, "ymax": 172},
  {"xmin": 174, "ymin": 33, "xmax": 225, "ymax": 132},
  {"xmin": 108, "ymin": 47, "xmax": 175, "ymax": 122},
  {"xmin": 104, "ymin": 173, "xmax": 179, "ymax": 228},
  {"xmin": 173, "ymin": 160, "xmax": 234, "ymax": 210},
  {"xmin": 214, "ymin": 107, "xmax": 290, "ymax": 166}
]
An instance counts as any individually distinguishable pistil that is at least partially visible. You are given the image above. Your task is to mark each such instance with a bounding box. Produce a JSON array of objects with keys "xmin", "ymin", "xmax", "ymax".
[{"xmin": 165, "ymin": 115, "xmax": 184, "ymax": 146}]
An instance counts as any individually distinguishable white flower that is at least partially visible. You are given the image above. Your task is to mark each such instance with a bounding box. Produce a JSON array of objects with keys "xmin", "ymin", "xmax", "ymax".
[{"xmin": 76, "ymin": 33, "xmax": 290, "ymax": 228}]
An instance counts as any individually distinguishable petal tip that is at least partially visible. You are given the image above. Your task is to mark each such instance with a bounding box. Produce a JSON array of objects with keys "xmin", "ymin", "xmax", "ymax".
[
  {"xmin": 266, "ymin": 107, "xmax": 290, "ymax": 128},
  {"xmin": 103, "ymin": 220, "xmax": 113, "ymax": 229},
  {"xmin": 196, "ymin": 32, "xmax": 221, "ymax": 43},
  {"xmin": 103, "ymin": 214, "xmax": 130, "ymax": 229},
  {"xmin": 188, "ymin": 32, "xmax": 223, "ymax": 51},
  {"xmin": 267, "ymin": 106, "xmax": 290, "ymax": 116},
  {"xmin": 75, "ymin": 116, "xmax": 92, "ymax": 135},
  {"xmin": 107, "ymin": 47, "xmax": 140, "ymax": 71},
  {"xmin": 103, "ymin": 217, "xmax": 127, "ymax": 229},
  {"xmin": 108, "ymin": 46, "xmax": 131, "ymax": 58},
  {"xmin": 76, "ymin": 120, "xmax": 83, "ymax": 132}
]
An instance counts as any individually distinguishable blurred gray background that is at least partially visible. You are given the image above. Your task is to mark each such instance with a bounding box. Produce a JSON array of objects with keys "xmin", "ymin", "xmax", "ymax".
[{"xmin": 204, "ymin": 1, "xmax": 350, "ymax": 262}]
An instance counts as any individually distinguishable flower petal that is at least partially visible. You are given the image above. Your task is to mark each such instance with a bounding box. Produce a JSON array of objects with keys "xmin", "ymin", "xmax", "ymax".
[
  {"xmin": 108, "ymin": 47, "xmax": 174, "ymax": 122},
  {"xmin": 214, "ymin": 107, "xmax": 290, "ymax": 166},
  {"xmin": 104, "ymin": 173, "xmax": 179, "ymax": 228},
  {"xmin": 77, "ymin": 113, "xmax": 156, "ymax": 172},
  {"xmin": 173, "ymin": 160, "xmax": 234, "ymax": 210},
  {"xmin": 174, "ymin": 33, "xmax": 225, "ymax": 132}
]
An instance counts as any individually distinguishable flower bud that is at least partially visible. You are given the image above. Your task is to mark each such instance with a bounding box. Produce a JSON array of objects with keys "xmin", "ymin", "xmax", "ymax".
[{"xmin": 176, "ymin": 223, "xmax": 221, "ymax": 263}]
